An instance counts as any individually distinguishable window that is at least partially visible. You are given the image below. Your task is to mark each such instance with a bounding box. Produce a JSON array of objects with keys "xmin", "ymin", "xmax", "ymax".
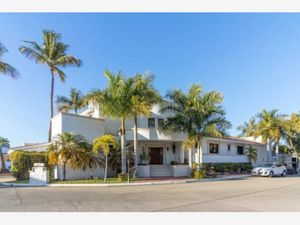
[
  {"xmin": 227, "ymin": 144, "xmax": 231, "ymax": 151},
  {"xmin": 148, "ymin": 118, "xmax": 155, "ymax": 128},
  {"xmin": 237, "ymin": 146, "xmax": 244, "ymax": 155},
  {"xmin": 158, "ymin": 118, "xmax": 164, "ymax": 129},
  {"xmin": 209, "ymin": 143, "xmax": 219, "ymax": 154}
]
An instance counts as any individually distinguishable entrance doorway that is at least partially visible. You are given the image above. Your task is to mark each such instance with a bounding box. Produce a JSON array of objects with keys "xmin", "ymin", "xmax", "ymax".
[{"xmin": 149, "ymin": 148, "xmax": 163, "ymax": 165}]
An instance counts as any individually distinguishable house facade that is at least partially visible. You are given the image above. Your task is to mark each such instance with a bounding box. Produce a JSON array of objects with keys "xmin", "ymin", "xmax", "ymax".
[{"xmin": 9, "ymin": 103, "xmax": 298, "ymax": 180}]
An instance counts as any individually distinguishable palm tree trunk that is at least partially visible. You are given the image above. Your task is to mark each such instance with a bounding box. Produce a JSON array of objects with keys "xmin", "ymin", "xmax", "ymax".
[
  {"xmin": 75, "ymin": 107, "xmax": 78, "ymax": 115},
  {"xmin": 48, "ymin": 69, "xmax": 55, "ymax": 142},
  {"xmin": 120, "ymin": 118, "xmax": 127, "ymax": 174},
  {"xmin": 63, "ymin": 162, "xmax": 66, "ymax": 181},
  {"xmin": 133, "ymin": 116, "xmax": 138, "ymax": 177},
  {"xmin": 266, "ymin": 138, "xmax": 272, "ymax": 162},
  {"xmin": 104, "ymin": 154, "xmax": 108, "ymax": 183},
  {"xmin": 275, "ymin": 141, "xmax": 280, "ymax": 162},
  {"xmin": 197, "ymin": 140, "xmax": 202, "ymax": 172},
  {"xmin": 0, "ymin": 148, "xmax": 7, "ymax": 173}
]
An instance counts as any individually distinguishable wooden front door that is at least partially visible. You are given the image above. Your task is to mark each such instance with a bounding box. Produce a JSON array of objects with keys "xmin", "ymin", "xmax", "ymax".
[{"xmin": 149, "ymin": 148, "xmax": 163, "ymax": 165}]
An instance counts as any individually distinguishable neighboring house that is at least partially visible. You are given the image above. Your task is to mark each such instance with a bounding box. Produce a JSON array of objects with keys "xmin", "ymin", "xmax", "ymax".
[{"xmin": 9, "ymin": 103, "xmax": 297, "ymax": 179}]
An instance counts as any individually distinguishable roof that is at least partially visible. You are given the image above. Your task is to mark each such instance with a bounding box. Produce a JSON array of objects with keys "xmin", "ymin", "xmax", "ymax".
[{"xmin": 206, "ymin": 136, "xmax": 265, "ymax": 146}]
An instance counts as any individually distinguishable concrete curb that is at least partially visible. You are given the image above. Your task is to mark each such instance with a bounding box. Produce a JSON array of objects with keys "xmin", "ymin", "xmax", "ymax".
[{"xmin": 0, "ymin": 174, "xmax": 251, "ymax": 188}]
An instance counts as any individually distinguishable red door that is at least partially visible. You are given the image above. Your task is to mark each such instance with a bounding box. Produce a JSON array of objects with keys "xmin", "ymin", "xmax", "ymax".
[{"xmin": 149, "ymin": 148, "xmax": 163, "ymax": 165}]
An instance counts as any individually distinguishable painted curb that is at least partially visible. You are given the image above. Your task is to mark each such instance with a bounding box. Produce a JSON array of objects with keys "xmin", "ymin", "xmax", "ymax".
[{"xmin": 0, "ymin": 175, "xmax": 251, "ymax": 188}]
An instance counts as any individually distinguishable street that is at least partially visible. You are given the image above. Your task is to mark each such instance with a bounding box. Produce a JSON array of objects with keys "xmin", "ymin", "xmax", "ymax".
[{"xmin": 0, "ymin": 176, "xmax": 300, "ymax": 212}]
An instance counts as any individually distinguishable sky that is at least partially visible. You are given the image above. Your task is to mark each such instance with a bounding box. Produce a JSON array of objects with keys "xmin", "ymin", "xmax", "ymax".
[{"xmin": 1, "ymin": 13, "xmax": 300, "ymax": 146}]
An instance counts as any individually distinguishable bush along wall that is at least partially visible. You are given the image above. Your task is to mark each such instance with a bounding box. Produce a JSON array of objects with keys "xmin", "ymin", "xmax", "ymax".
[
  {"xmin": 10, "ymin": 151, "xmax": 51, "ymax": 180},
  {"xmin": 202, "ymin": 162, "xmax": 252, "ymax": 173},
  {"xmin": 191, "ymin": 162, "xmax": 253, "ymax": 178}
]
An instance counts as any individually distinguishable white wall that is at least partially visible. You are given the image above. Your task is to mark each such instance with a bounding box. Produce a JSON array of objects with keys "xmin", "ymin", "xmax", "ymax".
[
  {"xmin": 52, "ymin": 112, "xmax": 105, "ymax": 142},
  {"xmin": 55, "ymin": 165, "xmax": 116, "ymax": 180}
]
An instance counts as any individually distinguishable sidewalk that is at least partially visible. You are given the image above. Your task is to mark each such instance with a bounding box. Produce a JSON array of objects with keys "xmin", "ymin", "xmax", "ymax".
[
  {"xmin": 0, "ymin": 173, "xmax": 16, "ymax": 183},
  {"xmin": 0, "ymin": 174, "xmax": 251, "ymax": 188}
]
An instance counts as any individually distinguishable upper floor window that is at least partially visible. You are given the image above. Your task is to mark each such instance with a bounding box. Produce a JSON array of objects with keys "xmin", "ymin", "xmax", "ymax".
[
  {"xmin": 158, "ymin": 118, "xmax": 164, "ymax": 129},
  {"xmin": 209, "ymin": 143, "xmax": 219, "ymax": 154},
  {"xmin": 237, "ymin": 146, "xmax": 244, "ymax": 155},
  {"xmin": 148, "ymin": 118, "xmax": 155, "ymax": 128},
  {"xmin": 227, "ymin": 144, "xmax": 231, "ymax": 151}
]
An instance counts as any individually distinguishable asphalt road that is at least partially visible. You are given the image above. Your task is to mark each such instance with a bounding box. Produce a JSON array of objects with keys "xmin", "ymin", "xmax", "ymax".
[{"xmin": 1, "ymin": 176, "xmax": 300, "ymax": 212}]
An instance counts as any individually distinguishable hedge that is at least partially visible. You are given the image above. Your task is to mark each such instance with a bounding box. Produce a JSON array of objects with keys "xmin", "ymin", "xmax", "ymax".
[
  {"xmin": 10, "ymin": 151, "xmax": 51, "ymax": 180},
  {"xmin": 192, "ymin": 162, "xmax": 253, "ymax": 174}
]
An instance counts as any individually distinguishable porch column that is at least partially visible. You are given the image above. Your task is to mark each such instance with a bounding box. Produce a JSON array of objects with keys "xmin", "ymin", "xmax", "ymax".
[{"xmin": 180, "ymin": 144, "xmax": 185, "ymax": 164}]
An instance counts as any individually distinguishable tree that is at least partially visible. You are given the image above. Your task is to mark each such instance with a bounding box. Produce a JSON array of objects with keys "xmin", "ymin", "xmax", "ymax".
[
  {"xmin": 0, "ymin": 137, "xmax": 10, "ymax": 173},
  {"xmin": 0, "ymin": 42, "xmax": 18, "ymax": 79},
  {"xmin": 47, "ymin": 132, "xmax": 93, "ymax": 180},
  {"xmin": 161, "ymin": 84, "xmax": 231, "ymax": 171},
  {"xmin": 19, "ymin": 31, "xmax": 82, "ymax": 142},
  {"xmin": 246, "ymin": 146, "xmax": 257, "ymax": 164},
  {"xmin": 130, "ymin": 74, "xmax": 161, "ymax": 175},
  {"xmin": 109, "ymin": 143, "xmax": 135, "ymax": 174},
  {"xmin": 92, "ymin": 135, "xmax": 118, "ymax": 183},
  {"xmin": 284, "ymin": 112, "xmax": 300, "ymax": 156},
  {"xmin": 255, "ymin": 109, "xmax": 286, "ymax": 162},
  {"xmin": 237, "ymin": 117, "xmax": 256, "ymax": 137},
  {"xmin": 86, "ymin": 70, "xmax": 135, "ymax": 174},
  {"xmin": 56, "ymin": 87, "xmax": 86, "ymax": 114}
]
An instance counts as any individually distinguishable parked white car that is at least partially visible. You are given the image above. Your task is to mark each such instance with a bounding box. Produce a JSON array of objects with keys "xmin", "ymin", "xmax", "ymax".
[{"xmin": 252, "ymin": 163, "xmax": 287, "ymax": 177}]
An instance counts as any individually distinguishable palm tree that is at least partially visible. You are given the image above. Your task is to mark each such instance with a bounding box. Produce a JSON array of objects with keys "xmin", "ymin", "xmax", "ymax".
[
  {"xmin": 130, "ymin": 74, "xmax": 161, "ymax": 174},
  {"xmin": 284, "ymin": 113, "xmax": 300, "ymax": 155},
  {"xmin": 86, "ymin": 70, "xmax": 135, "ymax": 174},
  {"xmin": 0, "ymin": 42, "xmax": 18, "ymax": 79},
  {"xmin": 56, "ymin": 87, "xmax": 86, "ymax": 114},
  {"xmin": 161, "ymin": 84, "xmax": 231, "ymax": 171},
  {"xmin": 0, "ymin": 137, "xmax": 10, "ymax": 173},
  {"xmin": 93, "ymin": 135, "xmax": 118, "ymax": 183},
  {"xmin": 246, "ymin": 146, "xmax": 257, "ymax": 164},
  {"xmin": 19, "ymin": 31, "xmax": 82, "ymax": 142},
  {"xmin": 47, "ymin": 132, "xmax": 92, "ymax": 180},
  {"xmin": 255, "ymin": 109, "xmax": 286, "ymax": 162},
  {"xmin": 237, "ymin": 117, "xmax": 256, "ymax": 137}
]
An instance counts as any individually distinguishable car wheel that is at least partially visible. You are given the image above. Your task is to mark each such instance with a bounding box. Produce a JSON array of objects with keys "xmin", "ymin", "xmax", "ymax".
[
  {"xmin": 269, "ymin": 171, "xmax": 274, "ymax": 177},
  {"xmin": 282, "ymin": 170, "xmax": 286, "ymax": 177}
]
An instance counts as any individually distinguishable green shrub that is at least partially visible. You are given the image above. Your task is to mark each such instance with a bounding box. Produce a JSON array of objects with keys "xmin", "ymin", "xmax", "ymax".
[
  {"xmin": 118, "ymin": 173, "xmax": 129, "ymax": 181},
  {"xmin": 10, "ymin": 151, "xmax": 50, "ymax": 180},
  {"xmin": 202, "ymin": 163, "xmax": 252, "ymax": 173},
  {"xmin": 192, "ymin": 170, "xmax": 206, "ymax": 179},
  {"xmin": 170, "ymin": 160, "xmax": 178, "ymax": 165}
]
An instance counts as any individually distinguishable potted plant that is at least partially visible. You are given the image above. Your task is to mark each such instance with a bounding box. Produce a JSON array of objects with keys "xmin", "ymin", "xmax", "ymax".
[{"xmin": 139, "ymin": 149, "xmax": 149, "ymax": 165}]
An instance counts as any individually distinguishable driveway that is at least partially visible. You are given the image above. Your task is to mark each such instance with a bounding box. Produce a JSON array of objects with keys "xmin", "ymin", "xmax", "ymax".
[{"xmin": 0, "ymin": 176, "xmax": 299, "ymax": 212}]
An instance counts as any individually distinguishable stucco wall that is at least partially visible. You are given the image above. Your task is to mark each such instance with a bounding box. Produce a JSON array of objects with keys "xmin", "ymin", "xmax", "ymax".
[
  {"xmin": 55, "ymin": 165, "xmax": 116, "ymax": 180},
  {"xmin": 52, "ymin": 113, "xmax": 105, "ymax": 142}
]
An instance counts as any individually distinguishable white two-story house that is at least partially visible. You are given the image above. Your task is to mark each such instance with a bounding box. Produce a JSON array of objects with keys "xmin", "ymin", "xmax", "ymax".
[{"xmin": 9, "ymin": 103, "xmax": 297, "ymax": 180}]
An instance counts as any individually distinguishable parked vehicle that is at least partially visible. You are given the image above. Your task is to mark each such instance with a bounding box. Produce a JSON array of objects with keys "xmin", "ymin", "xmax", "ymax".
[{"xmin": 252, "ymin": 163, "xmax": 287, "ymax": 177}]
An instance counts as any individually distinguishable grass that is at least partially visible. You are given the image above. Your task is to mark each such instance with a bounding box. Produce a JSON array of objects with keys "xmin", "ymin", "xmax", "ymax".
[
  {"xmin": 7, "ymin": 178, "xmax": 136, "ymax": 184},
  {"xmin": 7, "ymin": 180, "xmax": 29, "ymax": 184},
  {"xmin": 50, "ymin": 178, "xmax": 131, "ymax": 184}
]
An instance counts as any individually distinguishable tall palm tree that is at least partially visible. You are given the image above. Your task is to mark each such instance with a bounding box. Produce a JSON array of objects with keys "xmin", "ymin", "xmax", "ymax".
[
  {"xmin": 93, "ymin": 135, "xmax": 118, "ymax": 183},
  {"xmin": 86, "ymin": 70, "xmax": 135, "ymax": 174},
  {"xmin": 246, "ymin": 146, "xmax": 257, "ymax": 164},
  {"xmin": 0, "ymin": 137, "xmax": 10, "ymax": 173},
  {"xmin": 130, "ymin": 74, "xmax": 161, "ymax": 174},
  {"xmin": 56, "ymin": 87, "xmax": 86, "ymax": 114},
  {"xmin": 255, "ymin": 109, "xmax": 286, "ymax": 162},
  {"xmin": 19, "ymin": 31, "xmax": 82, "ymax": 142},
  {"xmin": 284, "ymin": 113, "xmax": 300, "ymax": 154},
  {"xmin": 0, "ymin": 42, "xmax": 18, "ymax": 79},
  {"xmin": 47, "ymin": 132, "xmax": 92, "ymax": 180},
  {"xmin": 161, "ymin": 84, "xmax": 231, "ymax": 171},
  {"xmin": 237, "ymin": 117, "xmax": 256, "ymax": 137}
]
